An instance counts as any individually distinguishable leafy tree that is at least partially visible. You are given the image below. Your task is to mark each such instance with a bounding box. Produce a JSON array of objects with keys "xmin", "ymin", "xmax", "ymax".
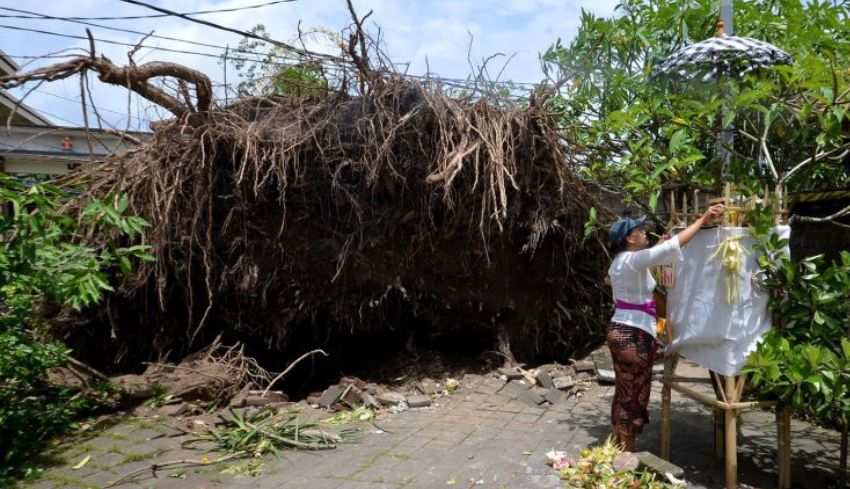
[
  {"xmin": 0, "ymin": 174, "xmax": 152, "ymax": 482},
  {"xmin": 549, "ymin": 0, "xmax": 850, "ymax": 470},
  {"xmin": 227, "ymin": 24, "xmax": 329, "ymax": 98},
  {"xmin": 543, "ymin": 0, "xmax": 850, "ymax": 211}
]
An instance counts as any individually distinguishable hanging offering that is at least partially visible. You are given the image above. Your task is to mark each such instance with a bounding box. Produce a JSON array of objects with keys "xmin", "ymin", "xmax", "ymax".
[{"xmin": 708, "ymin": 232, "xmax": 750, "ymax": 304}]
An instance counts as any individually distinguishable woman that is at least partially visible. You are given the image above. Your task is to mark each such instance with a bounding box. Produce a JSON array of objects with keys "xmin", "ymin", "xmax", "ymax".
[{"xmin": 606, "ymin": 204, "xmax": 724, "ymax": 451}]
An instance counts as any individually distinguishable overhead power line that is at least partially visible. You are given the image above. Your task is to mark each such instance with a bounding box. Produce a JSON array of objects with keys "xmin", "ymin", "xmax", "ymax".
[
  {"xmin": 0, "ymin": 0, "xmax": 299, "ymax": 21},
  {"xmin": 0, "ymin": 23, "xmax": 541, "ymax": 91},
  {"xmin": 116, "ymin": 0, "xmax": 338, "ymax": 62},
  {"xmin": 29, "ymin": 88, "xmax": 150, "ymax": 122},
  {"xmin": 0, "ymin": 6, "xmax": 332, "ymax": 68},
  {"xmin": 0, "ymin": 24, "xmax": 282, "ymax": 63},
  {"xmin": 0, "ymin": 6, "xmax": 240, "ymax": 52}
]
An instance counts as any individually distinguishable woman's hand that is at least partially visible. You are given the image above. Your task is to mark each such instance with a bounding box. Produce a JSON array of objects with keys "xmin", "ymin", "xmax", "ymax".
[
  {"xmin": 700, "ymin": 204, "xmax": 725, "ymax": 226},
  {"xmin": 676, "ymin": 203, "xmax": 726, "ymax": 248}
]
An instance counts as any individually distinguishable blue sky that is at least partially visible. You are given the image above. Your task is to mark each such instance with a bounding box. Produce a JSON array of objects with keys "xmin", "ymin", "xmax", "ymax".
[{"xmin": 1, "ymin": 0, "xmax": 619, "ymax": 130}]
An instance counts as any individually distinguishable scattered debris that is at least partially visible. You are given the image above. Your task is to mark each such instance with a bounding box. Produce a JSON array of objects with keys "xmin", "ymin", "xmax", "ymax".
[
  {"xmin": 322, "ymin": 406, "xmax": 375, "ymax": 425},
  {"xmin": 115, "ymin": 340, "xmax": 272, "ymax": 408},
  {"xmin": 71, "ymin": 454, "xmax": 91, "ymax": 470},
  {"xmin": 183, "ymin": 406, "xmax": 349, "ymax": 455},
  {"xmin": 105, "ymin": 452, "xmax": 245, "ymax": 488}
]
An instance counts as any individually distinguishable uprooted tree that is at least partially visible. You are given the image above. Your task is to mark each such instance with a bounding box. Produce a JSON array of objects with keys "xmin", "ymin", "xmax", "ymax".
[{"xmin": 1, "ymin": 15, "xmax": 611, "ymax": 371}]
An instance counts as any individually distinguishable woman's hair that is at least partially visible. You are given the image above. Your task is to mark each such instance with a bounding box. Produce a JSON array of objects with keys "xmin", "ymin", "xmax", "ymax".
[{"xmin": 610, "ymin": 241, "xmax": 626, "ymax": 255}]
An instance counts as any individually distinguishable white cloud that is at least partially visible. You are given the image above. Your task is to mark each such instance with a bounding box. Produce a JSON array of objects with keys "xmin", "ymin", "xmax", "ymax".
[{"xmin": 3, "ymin": 0, "xmax": 618, "ymax": 127}]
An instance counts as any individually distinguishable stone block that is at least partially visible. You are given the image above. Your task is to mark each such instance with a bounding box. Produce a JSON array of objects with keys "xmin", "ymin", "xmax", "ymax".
[
  {"xmin": 613, "ymin": 452, "xmax": 639, "ymax": 471},
  {"xmin": 242, "ymin": 391, "xmax": 286, "ymax": 407},
  {"xmin": 416, "ymin": 379, "xmax": 442, "ymax": 395},
  {"xmin": 498, "ymin": 367, "xmax": 524, "ymax": 380},
  {"xmin": 635, "ymin": 451, "xmax": 684, "ymax": 478},
  {"xmin": 576, "ymin": 371, "xmax": 593, "ymax": 381},
  {"xmin": 156, "ymin": 402, "xmax": 188, "ymax": 417},
  {"xmin": 340, "ymin": 386, "xmax": 363, "ymax": 407},
  {"xmin": 544, "ymin": 388, "xmax": 562, "ymax": 405},
  {"xmin": 499, "ymin": 380, "xmax": 530, "ymax": 400},
  {"xmin": 317, "ymin": 385, "xmax": 343, "ymax": 410},
  {"xmin": 518, "ymin": 390, "xmax": 546, "ymax": 406},
  {"xmin": 596, "ymin": 369, "xmax": 615, "ymax": 384},
  {"xmin": 376, "ymin": 391, "xmax": 406, "ymax": 406},
  {"xmin": 360, "ymin": 391, "xmax": 381, "ymax": 409},
  {"xmin": 407, "ymin": 395, "xmax": 432, "ymax": 408},
  {"xmin": 573, "ymin": 359, "xmax": 595, "ymax": 373},
  {"xmin": 592, "ymin": 348, "xmax": 615, "ymax": 384},
  {"xmin": 553, "ymin": 376, "xmax": 575, "ymax": 390},
  {"xmin": 535, "ymin": 371, "xmax": 554, "ymax": 389}
]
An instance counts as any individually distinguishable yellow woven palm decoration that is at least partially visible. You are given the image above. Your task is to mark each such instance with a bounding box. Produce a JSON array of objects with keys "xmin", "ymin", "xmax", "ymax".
[{"xmin": 708, "ymin": 233, "xmax": 750, "ymax": 304}]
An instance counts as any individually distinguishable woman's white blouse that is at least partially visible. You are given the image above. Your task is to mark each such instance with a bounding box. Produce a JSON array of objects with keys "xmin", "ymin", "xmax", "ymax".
[{"xmin": 608, "ymin": 235, "xmax": 684, "ymax": 338}]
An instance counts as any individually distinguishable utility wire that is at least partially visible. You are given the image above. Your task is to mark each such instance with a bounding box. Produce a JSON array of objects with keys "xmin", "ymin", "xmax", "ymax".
[
  {"xmin": 0, "ymin": 0, "xmax": 299, "ymax": 20},
  {"xmin": 29, "ymin": 87, "xmax": 150, "ymax": 122},
  {"xmin": 0, "ymin": 6, "xmax": 245, "ymax": 52},
  {"xmin": 116, "ymin": 0, "xmax": 339, "ymax": 61},
  {"xmin": 0, "ymin": 24, "xmax": 335, "ymax": 70},
  {"xmin": 1, "ymin": 26, "xmax": 540, "ymax": 90},
  {"xmin": 0, "ymin": 24, "xmax": 275, "ymax": 63}
]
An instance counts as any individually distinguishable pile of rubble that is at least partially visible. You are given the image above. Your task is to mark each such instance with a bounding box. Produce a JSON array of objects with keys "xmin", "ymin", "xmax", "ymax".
[
  {"xmin": 479, "ymin": 359, "xmax": 600, "ymax": 407},
  {"xmin": 107, "ymin": 347, "xmax": 615, "ymax": 424},
  {"xmin": 306, "ymin": 376, "xmax": 460, "ymax": 414},
  {"xmin": 300, "ymin": 357, "xmax": 604, "ymax": 417}
]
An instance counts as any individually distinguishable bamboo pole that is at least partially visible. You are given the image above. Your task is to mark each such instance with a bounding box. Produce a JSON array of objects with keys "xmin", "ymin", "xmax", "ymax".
[
  {"xmin": 664, "ymin": 376, "xmax": 714, "ymax": 384},
  {"xmin": 734, "ymin": 375, "xmax": 746, "ymax": 403},
  {"xmin": 712, "ymin": 371, "xmax": 727, "ymax": 458},
  {"xmin": 661, "ymin": 355, "xmax": 675, "ymax": 460},
  {"xmin": 776, "ymin": 409, "xmax": 787, "ymax": 488},
  {"xmin": 661, "ymin": 379, "xmax": 774, "ymax": 410},
  {"xmin": 725, "ymin": 375, "xmax": 738, "ymax": 489},
  {"xmin": 781, "ymin": 406, "xmax": 792, "ymax": 489},
  {"xmin": 839, "ymin": 423, "xmax": 847, "ymax": 489}
]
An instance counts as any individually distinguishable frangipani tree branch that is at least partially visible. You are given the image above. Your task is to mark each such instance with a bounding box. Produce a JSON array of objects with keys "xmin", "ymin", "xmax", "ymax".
[
  {"xmin": 0, "ymin": 54, "xmax": 212, "ymax": 123},
  {"xmin": 780, "ymin": 146, "xmax": 850, "ymax": 186},
  {"xmin": 790, "ymin": 201, "xmax": 850, "ymax": 229}
]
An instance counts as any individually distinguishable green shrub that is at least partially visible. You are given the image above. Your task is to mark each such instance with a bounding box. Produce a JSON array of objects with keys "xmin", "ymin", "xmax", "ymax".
[
  {"xmin": 744, "ymin": 212, "xmax": 850, "ymax": 427},
  {"xmin": 0, "ymin": 174, "xmax": 152, "ymax": 482}
]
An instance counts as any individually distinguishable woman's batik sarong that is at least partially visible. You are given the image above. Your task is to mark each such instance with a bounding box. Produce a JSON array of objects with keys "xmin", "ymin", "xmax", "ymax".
[{"xmin": 605, "ymin": 322, "xmax": 658, "ymax": 438}]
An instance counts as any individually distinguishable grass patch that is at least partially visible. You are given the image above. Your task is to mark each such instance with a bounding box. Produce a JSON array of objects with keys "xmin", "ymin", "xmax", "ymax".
[{"xmin": 120, "ymin": 448, "xmax": 168, "ymax": 464}]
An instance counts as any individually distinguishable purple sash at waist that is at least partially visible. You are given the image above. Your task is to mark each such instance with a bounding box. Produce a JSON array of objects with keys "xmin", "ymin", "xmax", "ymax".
[{"xmin": 615, "ymin": 299, "xmax": 657, "ymax": 319}]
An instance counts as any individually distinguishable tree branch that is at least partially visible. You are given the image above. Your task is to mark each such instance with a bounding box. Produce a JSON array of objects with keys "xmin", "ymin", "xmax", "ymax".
[
  {"xmin": 780, "ymin": 145, "xmax": 850, "ymax": 185},
  {"xmin": 0, "ymin": 53, "xmax": 212, "ymax": 122},
  {"xmin": 790, "ymin": 201, "xmax": 850, "ymax": 228}
]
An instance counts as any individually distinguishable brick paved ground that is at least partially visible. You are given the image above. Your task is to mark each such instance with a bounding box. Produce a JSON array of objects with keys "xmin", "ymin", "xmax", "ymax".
[{"xmin": 18, "ymin": 360, "xmax": 842, "ymax": 489}]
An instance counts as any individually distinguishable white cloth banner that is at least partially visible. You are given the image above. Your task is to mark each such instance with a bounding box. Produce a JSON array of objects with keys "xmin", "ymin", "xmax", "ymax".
[{"xmin": 667, "ymin": 226, "xmax": 790, "ymax": 376}]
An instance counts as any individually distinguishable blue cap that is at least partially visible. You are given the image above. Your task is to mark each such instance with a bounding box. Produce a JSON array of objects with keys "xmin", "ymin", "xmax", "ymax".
[{"xmin": 609, "ymin": 215, "xmax": 647, "ymax": 249}]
